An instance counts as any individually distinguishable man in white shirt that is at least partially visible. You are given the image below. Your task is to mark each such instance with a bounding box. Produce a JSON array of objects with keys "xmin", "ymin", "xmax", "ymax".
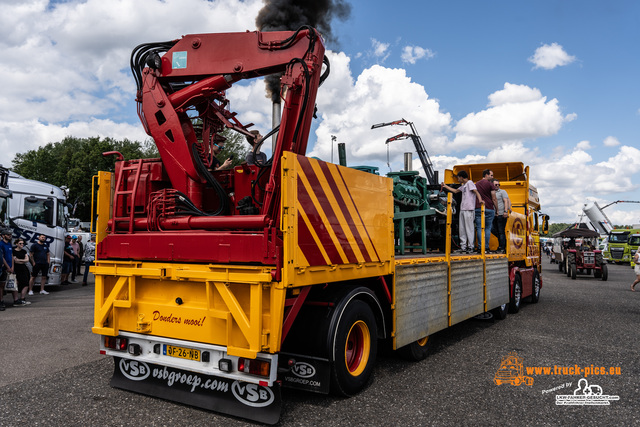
[{"xmin": 442, "ymin": 171, "xmax": 483, "ymax": 253}]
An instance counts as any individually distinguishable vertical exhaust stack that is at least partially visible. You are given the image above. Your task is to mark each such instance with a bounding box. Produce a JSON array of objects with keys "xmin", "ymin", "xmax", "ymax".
[
  {"xmin": 272, "ymin": 101, "xmax": 281, "ymax": 152},
  {"xmin": 404, "ymin": 153, "xmax": 412, "ymax": 171},
  {"xmin": 338, "ymin": 142, "xmax": 347, "ymax": 166},
  {"xmin": 256, "ymin": 0, "xmax": 351, "ymax": 154}
]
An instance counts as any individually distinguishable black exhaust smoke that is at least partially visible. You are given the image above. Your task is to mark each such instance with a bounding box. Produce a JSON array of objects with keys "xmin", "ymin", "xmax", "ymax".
[{"xmin": 256, "ymin": 0, "xmax": 351, "ymax": 102}]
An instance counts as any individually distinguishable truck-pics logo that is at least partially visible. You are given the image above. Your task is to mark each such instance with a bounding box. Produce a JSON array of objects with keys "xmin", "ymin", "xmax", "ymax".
[
  {"xmin": 231, "ymin": 381, "xmax": 275, "ymax": 407},
  {"xmin": 119, "ymin": 359, "xmax": 151, "ymax": 381},
  {"xmin": 291, "ymin": 362, "xmax": 316, "ymax": 378},
  {"xmin": 494, "ymin": 352, "xmax": 534, "ymax": 386}
]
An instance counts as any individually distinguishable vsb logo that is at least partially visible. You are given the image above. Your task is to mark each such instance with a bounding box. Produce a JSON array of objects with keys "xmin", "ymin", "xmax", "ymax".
[
  {"xmin": 231, "ymin": 381, "xmax": 275, "ymax": 407},
  {"xmin": 119, "ymin": 359, "xmax": 150, "ymax": 381},
  {"xmin": 511, "ymin": 218, "xmax": 524, "ymax": 249},
  {"xmin": 291, "ymin": 362, "xmax": 316, "ymax": 378}
]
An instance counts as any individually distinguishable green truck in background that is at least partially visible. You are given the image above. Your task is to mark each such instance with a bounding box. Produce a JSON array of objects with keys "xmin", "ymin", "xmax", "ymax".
[{"xmin": 604, "ymin": 228, "xmax": 640, "ymax": 264}]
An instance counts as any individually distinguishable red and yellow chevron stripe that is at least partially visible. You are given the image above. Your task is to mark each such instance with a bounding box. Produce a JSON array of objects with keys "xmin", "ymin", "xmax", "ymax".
[{"xmin": 281, "ymin": 154, "xmax": 394, "ymax": 276}]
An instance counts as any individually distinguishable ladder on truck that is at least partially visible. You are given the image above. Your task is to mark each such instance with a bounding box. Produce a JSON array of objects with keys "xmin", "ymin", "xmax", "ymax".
[{"xmin": 110, "ymin": 157, "xmax": 143, "ymax": 234}]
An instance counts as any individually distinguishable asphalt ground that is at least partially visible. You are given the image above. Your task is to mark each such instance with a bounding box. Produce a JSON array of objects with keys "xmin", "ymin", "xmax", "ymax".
[{"xmin": 0, "ymin": 260, "xmax": 638, "ymax": 426}]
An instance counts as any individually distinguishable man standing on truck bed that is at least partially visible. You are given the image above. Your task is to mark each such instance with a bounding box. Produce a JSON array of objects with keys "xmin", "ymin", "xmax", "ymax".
[
  {"xmin": 492, "ymin": 179, "xmax": 511, "ymax": 253},
  {"xmin": 475, "ymin": 169, "xmax": 498, "ymax": 253},
  {"xmin": 442, "ymin": 170, "xmax": 483, "ymax": 253}
]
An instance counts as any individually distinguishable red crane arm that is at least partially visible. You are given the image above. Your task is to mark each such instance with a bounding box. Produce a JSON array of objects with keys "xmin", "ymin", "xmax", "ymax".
[{"xmin": 136, "ymin": 28, "xmax": 326, "ymax": 209}]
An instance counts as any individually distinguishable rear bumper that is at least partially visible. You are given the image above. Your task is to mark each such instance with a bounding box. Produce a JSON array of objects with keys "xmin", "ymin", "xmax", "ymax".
[{"xmin": 99, "ymin": 331, "xmax": 278, "ymax": 386}]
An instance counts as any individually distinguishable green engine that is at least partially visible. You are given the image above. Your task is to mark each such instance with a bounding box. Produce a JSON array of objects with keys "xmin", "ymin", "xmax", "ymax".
[{"xmin": 387, "ymin": 171, "xmax": 451, "ymax": 252}]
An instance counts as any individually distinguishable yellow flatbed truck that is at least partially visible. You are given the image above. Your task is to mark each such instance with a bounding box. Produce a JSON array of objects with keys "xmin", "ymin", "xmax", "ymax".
[{"xmin": 91, "ymin": 28, "xmax": 546, "ymax": 424}]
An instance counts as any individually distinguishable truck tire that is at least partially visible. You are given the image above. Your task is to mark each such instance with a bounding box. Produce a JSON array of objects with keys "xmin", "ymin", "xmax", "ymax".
[
  {"xmin": 601, "ymin": 264, "xmax": 608, "ymax": 281},
  {"xmin": 570, "ymin": 264, "xmax": 577, "ymax": 280},
  {"xmin": 491, "ymin": 303, "xmax": 508, "ymax": 320},
  {"xmin": 567, "ymin": 253, "xmax": 575, "ymax": 278},
  {"xmin": 530, "ymin": 270, "xmax": 540, "ymax": 303},
  {"xmin": 400, "ymin": 336, "xmax": 431, "ymax": 361},
  {"xmin": 330, "ymin": 300, "xmax": 378, "ymax": 396},
  {"xmin": 509, "ymin": 275, "xmax": 522, "ymax": 314},
  {"xmin": 558, "ymin": 260, "xmax": 563, "ymax": 272}
]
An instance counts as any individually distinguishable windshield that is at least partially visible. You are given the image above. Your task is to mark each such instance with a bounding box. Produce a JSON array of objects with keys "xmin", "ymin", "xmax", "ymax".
[
  {"xmin": 629, "ymin": 236, "xmax": 640, "ymax": 246},
  {"xmin": 23, "ymin": 197, "xmax": 55, "ymax": 226},
  {"xmin": 608, "ymin": 233, "xmax": 629, "ymax": 243}
]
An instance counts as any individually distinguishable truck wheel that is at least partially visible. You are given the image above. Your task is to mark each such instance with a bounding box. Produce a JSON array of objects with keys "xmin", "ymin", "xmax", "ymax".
[
  {"xmin": 558, "ymin": 260, "xmax": 563, "ymax": 272},
  {"xmin": 530, "ymin": 270, "xmax": 540, "ymax": 303},
  {"xmin": 570, "ymin": 264, "xmax": 577, "ymax": 280},
  {"xmin": 400, "ymin": 336, "xmax": 431, "ymax": 361},
  {"xmin": 601, "ymin": 264, "xmax": 608, "ymax": 281},
  {"xmin": 491, "ymin": 303, "xmax": 508, "ymax": 320},
  {"xmin": 565, "ymin": 260, "xmax": 571, "ymax": 277},
  {"xmin": 509, "ymin": 275, "xmax": 522, "ymax": 314},
  {"xmin": 330, "ymin": 300, "xmax": 378, "ymax": 396}
]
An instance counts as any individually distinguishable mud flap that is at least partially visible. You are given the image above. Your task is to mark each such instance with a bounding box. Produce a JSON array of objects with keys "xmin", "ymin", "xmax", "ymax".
[
  {"xmin": 278, "ymin": 353, "xmax": 331, "ymax": 394},
  {"xmin": 111, "ymin": 357, "xmax": 281, "ymax": 425}
]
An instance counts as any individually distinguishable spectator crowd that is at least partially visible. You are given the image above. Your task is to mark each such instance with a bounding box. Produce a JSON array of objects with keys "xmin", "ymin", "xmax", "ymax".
[{"xmin": 0, "ymin": 229, "xmax": 95, "ymax": 311}]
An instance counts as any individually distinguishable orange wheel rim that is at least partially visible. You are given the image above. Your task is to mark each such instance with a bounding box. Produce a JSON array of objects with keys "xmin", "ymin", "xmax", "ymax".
[{"xmin": 345, "ymin": 320, "xmax": 371, "ymax": 376}]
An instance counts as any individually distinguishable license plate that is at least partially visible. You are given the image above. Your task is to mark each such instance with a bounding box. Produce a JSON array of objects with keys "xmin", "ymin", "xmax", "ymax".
[{"xmin": 164, "ymin": 344, "xmax": 200, "ymax": 361}]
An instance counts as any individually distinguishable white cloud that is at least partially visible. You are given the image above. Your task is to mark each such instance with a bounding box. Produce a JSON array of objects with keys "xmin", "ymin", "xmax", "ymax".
[
  {"xmin": 453, "ymin": 83, "xmax": 573, "ymax": 149},
  {"xmin": 0, "ymin": 118, "xmax": 150, "ymax": 166},
  {"xmin": 401, "ymin": 45, "xmax": 435, "ymax": 64},
  {"xmin": 370, "ymin": 38, "xmax": 390, "ymax": 62},
  {"xmin": 523, "ymin": 144, "xmax": 640, "ymax": 224},
  {"xmin": 1, "ymin": 1, "xmax": 637, "ymax": 225},
  {"xmin": 311, "ymin": 54, "xmax": 452, "ymax": 170},
  {"xmin": 576, "ymin": 140, "xmax": 591, "ymax": 150},
  {"xmin": 0, "ymin": 0, "xmax": 263, "ymax": 164},
  {"xmin": 603, "ymin": 136, "xmax": 620, "ymax": 147},
  {"xmin": 310, "ymin": 57, "xmax": 640, "ymax": 224},
  {"xmin": 528, "ymin": 42, "xmax": 577, "ymax": 70}
]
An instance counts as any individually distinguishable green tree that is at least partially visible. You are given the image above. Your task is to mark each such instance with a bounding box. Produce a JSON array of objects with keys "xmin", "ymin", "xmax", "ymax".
[
  {"xmin": 217, "ymin": 128, "xmax": 250, "ymax": 167},
  {"xmin": 11, "ymin": 131, "xmax": 251, "ymax": 222},
  {"xmin": 12, "ymin": 136, "xmax": 157, "ymax": 221},
  {"xmin": 548, "ymin": 223, "xmax": 571, "ymax": 236}
]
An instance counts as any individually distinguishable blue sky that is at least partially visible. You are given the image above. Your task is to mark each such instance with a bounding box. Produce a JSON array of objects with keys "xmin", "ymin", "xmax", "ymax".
[{"xmin": 1, "ymin": 0, "xmax": 639, "ymax": 225}]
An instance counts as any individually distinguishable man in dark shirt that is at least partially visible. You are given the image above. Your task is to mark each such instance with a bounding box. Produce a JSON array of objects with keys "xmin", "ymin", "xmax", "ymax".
[
  {"xmin": 245, "ymin": 130, "xmax": 268, "ymax": 166},
  {"xmin": 29, "ymin": 233, "xmax": 51, "ymax": 295},
  {"xmin": 474, "ymin": 169, "xmax": 499, "ymax": 252},
  {"xmin": 77, "ymin": 235, "xmax": 84, "ymax": 277},
  {"xmin": 211, "ymin": 141, "xmax": 233, "ymax": 171},
  {"xmin": 61, "ymin": 235, "xmax": 76, "ymax": 285},
  {"xmin": 0, "ymin": 228, "xmax": 15, "ymax": 310}
]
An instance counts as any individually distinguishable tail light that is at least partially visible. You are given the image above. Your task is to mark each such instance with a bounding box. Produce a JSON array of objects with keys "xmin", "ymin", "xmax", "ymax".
[
  {"xmin": 238, "ymin": 357, "xmax": 270, "ymax": 377},
  {"xmin": 104, "ymin": 336, "xmax": 128, "ymax": 351}
]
